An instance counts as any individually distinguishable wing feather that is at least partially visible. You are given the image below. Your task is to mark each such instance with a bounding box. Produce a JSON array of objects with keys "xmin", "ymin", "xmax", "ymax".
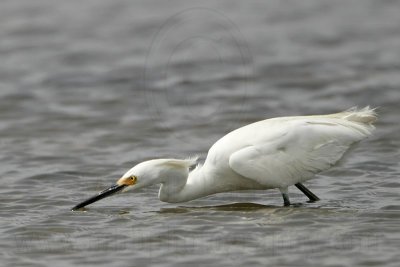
[{"xmin": 228, "ymin": 120, "xmax": 370, "ymax": 188}]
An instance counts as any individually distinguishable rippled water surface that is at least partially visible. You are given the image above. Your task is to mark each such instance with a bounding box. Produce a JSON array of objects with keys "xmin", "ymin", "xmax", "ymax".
[{"xmin": 1, "ymin": 0, "xmax": 399, "ymax": 266}]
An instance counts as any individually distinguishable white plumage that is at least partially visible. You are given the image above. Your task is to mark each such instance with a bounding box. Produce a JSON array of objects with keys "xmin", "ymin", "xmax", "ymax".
[
  {"xmin": 72, "ymin": 107, "xmax": 377, "ymax": 210},
  {"xmin": 222, "ymin": 106, "xmax": 376, "ymax": 189}
]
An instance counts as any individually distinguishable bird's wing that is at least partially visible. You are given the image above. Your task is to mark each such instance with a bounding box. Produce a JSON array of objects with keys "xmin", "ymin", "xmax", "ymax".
[{"xmin": 228, "ymin": 119, "xmax": 369, "ymax": 188}]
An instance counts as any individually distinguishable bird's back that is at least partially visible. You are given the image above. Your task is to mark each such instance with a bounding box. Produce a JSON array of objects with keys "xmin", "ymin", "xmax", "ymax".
[{"xmin": 204, "ymin": 107, "xmax": 377, "ymax": 189}]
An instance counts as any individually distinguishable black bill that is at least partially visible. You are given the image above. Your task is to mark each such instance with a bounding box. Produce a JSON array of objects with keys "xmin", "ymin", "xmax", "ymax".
[{"xmin": 72, "ymin": 184, "xmax": 126, "ymax": 211}]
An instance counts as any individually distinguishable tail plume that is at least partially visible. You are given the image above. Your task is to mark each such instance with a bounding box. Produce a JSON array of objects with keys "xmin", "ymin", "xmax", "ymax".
[{"xmin": 342, "ymin": 106, "xmax": 378, "ymax": 125}]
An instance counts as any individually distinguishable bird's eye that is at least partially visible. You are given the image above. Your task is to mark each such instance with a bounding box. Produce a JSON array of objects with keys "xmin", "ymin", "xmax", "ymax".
[{"xmin": 130, "ymin": 176, "xmax": 137, "ymax": 182}]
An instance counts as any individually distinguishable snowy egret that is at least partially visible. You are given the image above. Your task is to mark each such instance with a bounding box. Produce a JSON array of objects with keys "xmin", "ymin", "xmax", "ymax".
[{"xmin": 72, "ymin": 107, "xmax": 377, "ymax": 210}]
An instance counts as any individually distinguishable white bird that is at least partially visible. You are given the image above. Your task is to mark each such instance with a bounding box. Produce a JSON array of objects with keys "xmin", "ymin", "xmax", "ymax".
[{"xmin": 72, "ymin": 107, "xmax": 377, "ymax": 210}]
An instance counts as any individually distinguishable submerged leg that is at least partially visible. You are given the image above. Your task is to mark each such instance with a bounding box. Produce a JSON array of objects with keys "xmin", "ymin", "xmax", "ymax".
[
  {"xmin": 279, "ymin": 187, "xmax": 291, "ymax": 206},
  {"xmin": 295, "ymin": 183, "xmax": 320, "ymax": 202}
]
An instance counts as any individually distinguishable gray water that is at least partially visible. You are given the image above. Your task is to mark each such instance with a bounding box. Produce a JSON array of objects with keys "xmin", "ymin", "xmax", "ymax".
[{"xmin": 1, "ymin": 0, "xmax": 399, "ymax": 266}]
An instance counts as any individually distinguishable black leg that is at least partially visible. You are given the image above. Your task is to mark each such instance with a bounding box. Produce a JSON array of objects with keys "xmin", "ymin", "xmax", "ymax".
[
  {"xmin": 295, "ymin": 183, "xmax": 320, "ymax": 202},
  {"xmin": 282, "ymin": 192, "xmax": 291, "ymax": 206}
]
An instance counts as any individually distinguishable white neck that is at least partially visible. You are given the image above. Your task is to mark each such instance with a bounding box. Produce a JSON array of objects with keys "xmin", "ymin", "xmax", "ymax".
[
  {"xmin": 157, "ymin": 161, "xmax": 264, "ymax": 203},
  {"xmin": 158, "ymin": 165, "xmax": 220, "ymax": 203}
]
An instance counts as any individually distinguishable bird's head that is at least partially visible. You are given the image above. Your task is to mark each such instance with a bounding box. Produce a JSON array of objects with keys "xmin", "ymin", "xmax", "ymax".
[
  {"xmin": 116, "ymin": 159, "xmax": 173, "ymax": 191},
  {"xmin": 72, "ymin": 158, "xmax": 197, "ymax": 210}
]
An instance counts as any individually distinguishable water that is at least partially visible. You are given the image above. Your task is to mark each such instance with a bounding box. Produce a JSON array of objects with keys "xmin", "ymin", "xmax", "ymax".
[{"xmin": 1, "ymin": 0, "xmax": 399, "ymax": 266}]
